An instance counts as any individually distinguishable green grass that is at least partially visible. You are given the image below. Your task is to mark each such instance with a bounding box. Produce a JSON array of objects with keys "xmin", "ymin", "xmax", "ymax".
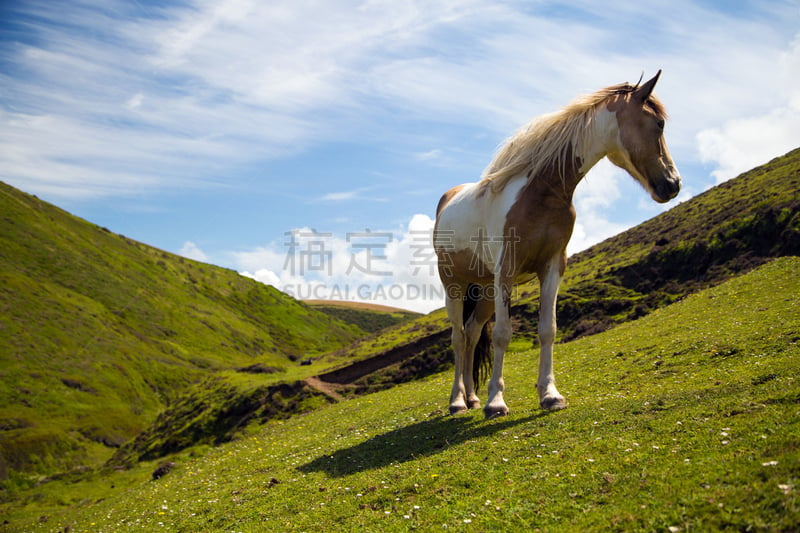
[{"xmin": 4, "ymin": 257, "xmax": 798, "ymax": 531}]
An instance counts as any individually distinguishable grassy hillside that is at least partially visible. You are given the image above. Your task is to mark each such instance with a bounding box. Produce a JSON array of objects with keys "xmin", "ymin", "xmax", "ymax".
[
  {"xmin": 306, "ymin": 300, "xmax": 422, "ymax": 334},
  {"xmin": 0, "ymin": 182, "xmax": 364, "ymax": 479},
  {"xmin": 3, "ymin": 257, "xmax": 798, "ymax": 531}
]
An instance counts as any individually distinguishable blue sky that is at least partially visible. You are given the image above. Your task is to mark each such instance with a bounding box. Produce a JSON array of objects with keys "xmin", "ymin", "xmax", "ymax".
[{"xmin": 2, "ymin": 0, "xmax": 799, "ymax": 312}]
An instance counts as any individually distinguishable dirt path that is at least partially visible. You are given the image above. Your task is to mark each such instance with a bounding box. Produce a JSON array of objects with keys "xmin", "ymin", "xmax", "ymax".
[{"xmin": 303, "ymin": 376, "xmax": 346, "ymax": 402}]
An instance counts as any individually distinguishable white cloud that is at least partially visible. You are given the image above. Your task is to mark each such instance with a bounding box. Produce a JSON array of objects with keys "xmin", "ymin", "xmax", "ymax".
[
  {"xmin": 697, "ymin": 107, "xmax": 800, "ymax": 183},
  {"xmin": 415, "ymin": 149, "xmax": 443, "ymax": 162},
  {"xmin": 240, "ymin": 268, "xmax": 281, "ymax": 288},
  {"xmin": 696, "ymin": 34, "xmax": 800, "ymax": 183},
  {"xmin": 568, "ymin": 159, "xmax": 627, "ymax": 255},
  {"xmin": 179, "ymin": 241, "xmax": 209, "ymax": 262},
  {"xmin": 125, "ymin": 92, "xmax": 144, "ymax": 110},
  {"xmin": 232, "ymin": 215, "xmax": 444, "ymax": 313},
  {"xmin": 320, "ymin": 189, "xmax": 364, "ymax": 202}
]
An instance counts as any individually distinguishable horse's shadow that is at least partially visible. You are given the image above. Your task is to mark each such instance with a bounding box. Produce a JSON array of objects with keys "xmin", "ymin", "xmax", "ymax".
[{"xmin": 298, "ymin": 411, "xmax": 545, "ymax": 478}]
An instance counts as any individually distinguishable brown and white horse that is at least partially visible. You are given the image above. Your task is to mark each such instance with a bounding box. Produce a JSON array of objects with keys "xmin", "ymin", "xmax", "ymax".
[{"xmin": 434, "ymin": 71, "xmax": 681, "ymax": 418}]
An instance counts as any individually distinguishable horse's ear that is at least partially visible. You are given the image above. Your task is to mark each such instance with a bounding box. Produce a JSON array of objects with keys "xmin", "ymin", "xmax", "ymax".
[{"xmin": 633, "ymin": 69, "xmax": 661, "ymax": 102}]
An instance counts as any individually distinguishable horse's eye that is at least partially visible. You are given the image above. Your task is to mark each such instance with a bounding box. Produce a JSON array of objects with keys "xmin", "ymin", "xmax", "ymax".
[{"xmin": 657, "ymin": 119, "xmax": 665, "ymax": 130}]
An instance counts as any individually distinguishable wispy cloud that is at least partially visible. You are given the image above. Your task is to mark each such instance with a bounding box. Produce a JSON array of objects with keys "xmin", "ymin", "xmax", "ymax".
[
  {"xmin": 415, "ymin": 149, "xmax": 444, "ymax": 162},
  {"xmin": 2, "ymin": 0, "xmax": 798, "ymax": 202},
  {"xmin": 319, "ymin": 189, "xmax": 363, "ymax": 202}
]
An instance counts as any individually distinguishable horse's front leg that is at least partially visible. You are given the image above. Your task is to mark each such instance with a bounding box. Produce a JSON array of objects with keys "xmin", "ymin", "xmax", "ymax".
[
  {"xmin": 538, "ymin": 256, "xmax": 567, "ymax": 410},
  {"xmin": 484, "ymin": 274, "xmax": 512, "ymax": 419}
]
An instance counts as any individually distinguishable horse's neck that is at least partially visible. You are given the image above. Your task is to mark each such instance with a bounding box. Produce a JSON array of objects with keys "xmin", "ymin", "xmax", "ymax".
[
  {"xmin": 577, "ymin": 107, "xmax": 618, "ymax": 177},
  {"xmin": 533, "ymin": 107, "xmax": 618, "ymax": 203}
]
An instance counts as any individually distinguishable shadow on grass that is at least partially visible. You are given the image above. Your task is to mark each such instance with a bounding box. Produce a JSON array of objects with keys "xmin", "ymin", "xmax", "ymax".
[{"xmin": 298, "ymin": 411, "xmax": 547, "ymax": 477}]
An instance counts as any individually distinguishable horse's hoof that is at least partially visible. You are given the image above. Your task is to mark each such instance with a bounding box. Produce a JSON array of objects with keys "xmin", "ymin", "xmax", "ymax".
[
  {"xmin": 467, "ymin": 399, "xmax": 481, "ymax": 410},
  {"xmin": 483, "ymin": 405, "xmax": 509, "ymax": 419},
  {"xmin": 540, "ymin": 396, "xmax": 567, "ymax": 411},
  {"xmin": 449, "ymin": 404, "xmax": 468, "ymax": 416}
]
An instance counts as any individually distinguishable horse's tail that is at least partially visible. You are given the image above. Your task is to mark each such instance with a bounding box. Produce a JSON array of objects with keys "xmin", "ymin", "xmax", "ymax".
[{"xmin": 463, "ymin": 283, "xmax": 493, "ymax": 391}]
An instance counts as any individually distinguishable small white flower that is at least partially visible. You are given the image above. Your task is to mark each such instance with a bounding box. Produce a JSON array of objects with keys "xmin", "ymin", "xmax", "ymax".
[{"xmin": 762, "ymin": 460, "xmax": 779, "ymax": 466}]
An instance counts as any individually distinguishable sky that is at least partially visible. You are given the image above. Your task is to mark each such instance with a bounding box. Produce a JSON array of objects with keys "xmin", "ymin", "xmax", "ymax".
[{"xmin": 1, "ymin": 0, "xmax": 799, "ymax": 313}]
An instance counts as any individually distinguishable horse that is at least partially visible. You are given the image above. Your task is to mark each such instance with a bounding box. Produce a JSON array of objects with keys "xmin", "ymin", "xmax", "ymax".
[{"xmin": 433, "ymin": 70, "xmax": 681, "ymax": 419}]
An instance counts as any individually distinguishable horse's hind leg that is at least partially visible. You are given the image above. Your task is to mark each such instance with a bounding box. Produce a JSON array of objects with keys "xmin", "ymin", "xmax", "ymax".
[{"xmin": 462, "ymin": 295, "xmax": 494, "ymax": 410}]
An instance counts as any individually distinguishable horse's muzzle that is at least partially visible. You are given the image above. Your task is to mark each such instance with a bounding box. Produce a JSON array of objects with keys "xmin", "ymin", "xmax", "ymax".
[{"xmin": 653, "ymin": 171, "xmax": 682, "ymax": 203}]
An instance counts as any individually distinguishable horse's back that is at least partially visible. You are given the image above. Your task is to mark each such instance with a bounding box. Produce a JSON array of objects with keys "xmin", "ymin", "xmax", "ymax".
[
  {"xmin": 436, "ymin": 177, "xmax": 526, "ymax": 237},
  {"xmin": 434, "ymin": 177, "xmax": 529, "ymax": 278}
]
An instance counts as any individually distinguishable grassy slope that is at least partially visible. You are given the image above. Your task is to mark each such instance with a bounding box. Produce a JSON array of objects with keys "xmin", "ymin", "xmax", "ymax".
[
  {"xmin": 0, "ymin": 182, "xmax": 363, "ymax": 478},
  {"xmin": 4, "ymin": 257, "xmax": 798, "ymax": 531},
  {"xmin": 311, "ymin": 147, "xmax": 800, "ymax": 386},
  {"xmin": 306, "ymin": 300, "xmax": 422, "ymax": 334}
]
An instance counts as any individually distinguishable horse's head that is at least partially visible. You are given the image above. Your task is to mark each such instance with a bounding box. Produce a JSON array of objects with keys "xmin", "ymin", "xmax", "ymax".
[{"xmin": 606, "ymin": 70, "xmax": 681, "ymax": 203}]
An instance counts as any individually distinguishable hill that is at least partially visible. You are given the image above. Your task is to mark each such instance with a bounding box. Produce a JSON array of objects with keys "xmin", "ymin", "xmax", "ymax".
[
  {"xmin": 0, "ymin": 182, "xmax": 364, "ymax": 479},
  {"xmin": 4, "ymin": 257, "xmax": 798, "ymax": 531},
  {"xmin": 305, "ymin": 300, "xmax": 422, "ymax": 334}
]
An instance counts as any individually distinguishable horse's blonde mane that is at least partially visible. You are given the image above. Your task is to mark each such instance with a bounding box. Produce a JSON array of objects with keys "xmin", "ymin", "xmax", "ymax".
[{"xmin": 479, "ymin": 83, "xmax": 664, "ymax": 193}]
